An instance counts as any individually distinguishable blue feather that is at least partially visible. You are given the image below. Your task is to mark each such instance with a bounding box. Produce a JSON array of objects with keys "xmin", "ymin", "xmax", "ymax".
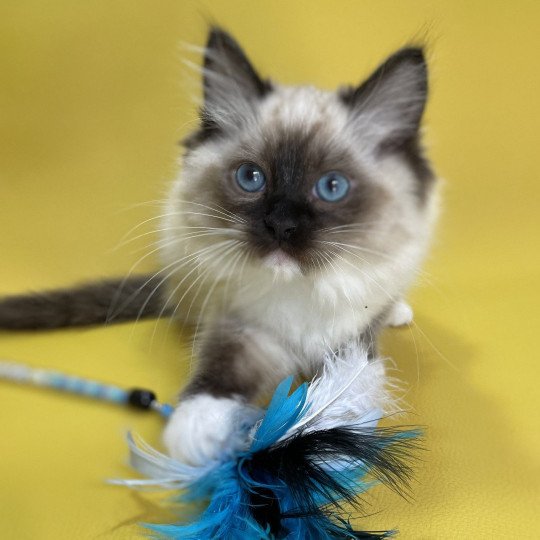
[
  {"xmin": 127, "ymin": 374, "xmax": 421, "ymax": 539},
  {"xmin": 250, "ymin": 376, "xmax": 308, "ymax": 452}
]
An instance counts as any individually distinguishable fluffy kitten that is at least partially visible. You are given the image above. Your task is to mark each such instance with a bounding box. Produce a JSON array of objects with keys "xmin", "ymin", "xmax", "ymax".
[
  {"xmin": 159, "ymin": 29, "xmax": 438, "ymax": 463},
  {"xmin": 0, "ymin": 28, "xmax": 438, "ymax": 465}
]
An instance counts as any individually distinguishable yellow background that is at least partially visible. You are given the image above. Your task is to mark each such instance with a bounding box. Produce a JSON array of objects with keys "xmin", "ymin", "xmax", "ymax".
[{"xmin": 1, "ymin": 1, "xmax": 539, "ymax": 538}]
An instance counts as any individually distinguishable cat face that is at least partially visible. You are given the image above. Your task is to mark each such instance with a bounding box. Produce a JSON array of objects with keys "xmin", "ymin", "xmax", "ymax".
[{"xmin": 165, "ymin": 28, "xmax": 436, "ymax": 281}]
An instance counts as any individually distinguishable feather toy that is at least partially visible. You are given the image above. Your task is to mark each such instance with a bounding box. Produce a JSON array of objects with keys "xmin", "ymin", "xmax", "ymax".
[{"xmin": 112, "ymin": 344, "xmax": 421, "ymax": 539}]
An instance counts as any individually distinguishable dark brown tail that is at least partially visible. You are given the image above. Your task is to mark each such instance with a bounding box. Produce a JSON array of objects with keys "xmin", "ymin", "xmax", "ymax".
[{"xmin": 0, "ymin": 275, "xmax": 171, "ymax": 330}]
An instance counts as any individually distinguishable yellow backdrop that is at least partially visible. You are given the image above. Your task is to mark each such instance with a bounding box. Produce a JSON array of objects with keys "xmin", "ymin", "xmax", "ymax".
[{"xmin": 1, "ymin": 1, "xmax": 539, "ymax": 538}]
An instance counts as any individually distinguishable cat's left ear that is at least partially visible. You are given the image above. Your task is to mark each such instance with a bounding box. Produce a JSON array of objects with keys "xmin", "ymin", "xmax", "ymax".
[
  {"xmin": 202, "ymin": 27, "xmax": 271, "ymax": 119},
  {"xmin": 341, "ymin": 47, "xmax": 428, "ymax": 151}
]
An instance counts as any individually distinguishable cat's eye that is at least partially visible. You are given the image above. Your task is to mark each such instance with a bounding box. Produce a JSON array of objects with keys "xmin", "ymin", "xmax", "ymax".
[
  {"xmin": 235, "ymin": 163, "xmax": 266, "ymax": 193},
  {"xmin": 314, "ymin": 172, "xmax": 350, "ymax": 202}
]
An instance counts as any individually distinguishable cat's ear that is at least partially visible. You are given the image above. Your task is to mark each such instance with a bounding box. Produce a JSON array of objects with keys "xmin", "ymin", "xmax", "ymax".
[
  {"xmin": 341, "ymin": 48, "xmax": 428, "ymax": 151},
  {"xmin": 202, "ymin": 27, "xmax": 271, "ymax": 117}
]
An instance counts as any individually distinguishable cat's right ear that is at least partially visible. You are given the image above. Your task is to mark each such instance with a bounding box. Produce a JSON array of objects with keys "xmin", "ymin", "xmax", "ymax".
[
  {"xmin": 194, "ymin": 28, "xmax": 271, "ymax": 136},
  {"xmin": 203, "ymin": 27, "xmax": 271, "ymax": 105},
  {"xmin": 341, "ymin": 47, "xmax": 428, "ymax": 152}
]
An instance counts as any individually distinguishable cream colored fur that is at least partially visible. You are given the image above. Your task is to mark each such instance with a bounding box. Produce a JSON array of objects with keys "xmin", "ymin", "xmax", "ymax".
[{"xmin": 160, "ymin": 83, "xmax": 438, "ymax": 461}]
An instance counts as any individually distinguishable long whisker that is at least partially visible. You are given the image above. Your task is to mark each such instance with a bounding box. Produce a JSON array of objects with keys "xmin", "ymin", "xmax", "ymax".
[
  {"xmin": 155, "ymin": 241, "xmax": 243, "ymax": 349},
  {"xmin": 317, "ymin": 240, "xmax": 383, "ymax": 265},
  {"xmin": 317, "ymin": 240, "xmax": 430, "ymax": 279},
  {"xmin": 184, "ymin": 244, "xmax": 245, "ymax": 329},
  {"xmin": 326, "ymin": 255, "xmax": 359, "ymax": 323},
  {"xmin": 409, "ymin": 319, "xmax": 459, "ymax": 373},
  {"xmin": 141, "ymin": 240, "xmax": 240, "ymax": 334},
  {"xmin": 113, "ymin": 202, "xmax": 245, "ymax": 251},
  {"xmin": 166, "ymin": 241, "xmax": 242, "ymax": 325},
  {"xmin": 107, "ymin": 239, "xmax": 185, "ymax": 322},
  {"xmin": 112, "ymin": 212, "xmax": 182, "ymax": 251},
  {"xmin": 188, "ymin": 245, "xmax": 247, "ymax": 362},
  {"xmin": 175, "ymin": 199, "xmax": 247, "ymax": 223},
  {"xmin": 316, "ymin": 250, "xmax": 339, "ymax": 335},
  {"xmin": 231, "ymin": 248, "xmax": 253, "ymax": 304},
  {"xmin": 312, "ymin": 251, "xmax": 327, "ymax": 274},
  {"xmin": 323, "ymin": 244, "xmax": 446, "ymax": 379},
  {"xmin": 316, "ymin": 221, "xmax": 385, "ymax": 233},
  {"xmin": 122, "ymin": 227, "xmax": 243, "ymax": 252},
  {"xmin": 323, "ymin": 245, "xmax": 391, "ymax": 356},
  {"xmin": 407, "ymin": 318, "xmax": 421, "ymax": 392},
  {"xmin": 178, "ymin": 211, "xmax": 244, "ymax": 225},
  {"xmin": 109, "ymin": 229, "xmax": 246, "ymax": 318},
  {"xmin": 112, "ymin": 198, "xmax": 169, "ymax": 213},
  {"xmin": 324, "ymin": 245, "xmax": 396, "ymax": 303},
  {"xmin": 127, "ymin": 230, "xmax": 236, "ymax": 270},
  {"xmin": 109, "ymin": 240, "xmax": 235, "ymax": 321},
  {"xmin": 120, "ymin": 198, "xmax": 246, "ymax": 224},
  {"xmin": 121, "ymin": 224, "xmax": 240, "ymax": 244}
]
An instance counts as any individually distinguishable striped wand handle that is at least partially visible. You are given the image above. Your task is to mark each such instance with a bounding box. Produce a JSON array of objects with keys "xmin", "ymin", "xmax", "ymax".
[{"xmin": 0, "ymin": 360, "xmax": 173, "ymax": 418}]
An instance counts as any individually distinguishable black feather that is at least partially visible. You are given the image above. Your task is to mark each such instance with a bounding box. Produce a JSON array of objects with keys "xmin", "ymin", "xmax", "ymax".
[{"xmin": 241, "ymin": 425, "xmax": 421, "ymax": 538}]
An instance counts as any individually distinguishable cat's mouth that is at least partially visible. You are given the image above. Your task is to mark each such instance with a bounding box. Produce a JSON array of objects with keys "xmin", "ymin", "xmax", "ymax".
[{"xmin": 262, "ymin": 249, "xmax": 302, "ymax": 280}]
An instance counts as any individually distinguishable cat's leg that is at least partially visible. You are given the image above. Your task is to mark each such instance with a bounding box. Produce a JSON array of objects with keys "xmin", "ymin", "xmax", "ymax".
[
  {"xmin": 384, "ymin": 299, "xmax": 413, "ymax": 327},
  {"xmin": 163, "ymin": 315, "xmax": 293, "ymax": 465}
]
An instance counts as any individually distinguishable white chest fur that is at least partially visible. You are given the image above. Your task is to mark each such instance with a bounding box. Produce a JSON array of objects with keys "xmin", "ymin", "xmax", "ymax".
[{"xmin": 224, "ymin": 254, "xmax": 413, "ymax": 361}]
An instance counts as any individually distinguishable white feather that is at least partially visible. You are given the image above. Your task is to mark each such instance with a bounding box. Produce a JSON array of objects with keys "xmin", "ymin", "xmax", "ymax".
[
  {"xmin": 108, "ymin": 432, "xmax": 212, "ymax": 489},
  {"xmin": 281, "ymin": 342, "xmax": 404, "ymax": 440},
  {"xmin": 114, "ymin": 344, "xmax": 405, "ymax": 488}
]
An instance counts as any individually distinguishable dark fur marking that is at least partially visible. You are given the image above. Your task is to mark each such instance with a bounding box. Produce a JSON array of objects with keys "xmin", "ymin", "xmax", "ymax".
[
  {"xmin": 374, "ymin": 135, "xmax": 435, "ymax": 204},
  {"xmin": 204, "ymin": 27, "xmax": 273, "ymax": 101},
  {"xmin": 340, "ymin": 47, "xmax": 432, "ymax": 201},
  {"xmin": 183, "ymin": 316, "xmax": 266, "ymax": 399},
  {"xmin": 0, "ymin": 275, "xmax": 168, "ymax": 330},
  {"xmin": 339, "ymin": 47, "xmax": 427, "ymax": 114},
  {"xmin": 212, "ymin": 127, "xmax": 387, "ymax": 270},
  {"xmin": 184, "ymin": 27, "xmax": 273, "ymax": 150},
  {"xmin": 182, "ymin": 112, "xmax": 222, "ymax": 149},
  {"xmin": 399, "ymin": 137, "xmax": 435, "ymax": 202}
]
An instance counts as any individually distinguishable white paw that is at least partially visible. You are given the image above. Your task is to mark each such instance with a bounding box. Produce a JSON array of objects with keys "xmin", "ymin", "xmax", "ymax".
[
  {"xmin": 163, "ymin": 394, "xmax": 261, "ymax": 466},
  {"xmin": 385, "ymin": 301, "xmax": 413, "ymax": 327}
]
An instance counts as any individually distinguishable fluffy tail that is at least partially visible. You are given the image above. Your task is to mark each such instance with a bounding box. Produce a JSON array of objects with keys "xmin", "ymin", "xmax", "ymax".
[{"xmin": 0, "ymin": 275, "xmax": 170, "ymax": 330}]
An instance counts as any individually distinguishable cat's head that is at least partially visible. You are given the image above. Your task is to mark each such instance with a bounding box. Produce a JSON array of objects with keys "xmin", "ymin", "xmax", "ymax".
[{"xmin": 163, "ymin": 28, "xmax": 436, "ymax": 283}]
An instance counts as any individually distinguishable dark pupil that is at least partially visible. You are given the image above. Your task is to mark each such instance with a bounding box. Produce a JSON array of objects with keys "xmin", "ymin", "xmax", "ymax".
[
  {"xmin": 328, "ymin": 178, "xmax": 338, "ymax": 192},
  {"xmin": 246, "ymin": 168, "xmax": 257, "ymax": 182}
]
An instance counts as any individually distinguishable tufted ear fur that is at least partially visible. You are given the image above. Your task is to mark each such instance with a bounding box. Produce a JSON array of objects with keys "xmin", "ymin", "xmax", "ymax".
[
  {"xmin": 203, "ymin": 27, "xmax": 271, "ymax": 104},
  {"xmin": 341, "ymin": 48, "xmax": 428, "ymax": 152},
  {"xmin": 187, "ymin": 27, "xmax": 272, "ymax": 146}
]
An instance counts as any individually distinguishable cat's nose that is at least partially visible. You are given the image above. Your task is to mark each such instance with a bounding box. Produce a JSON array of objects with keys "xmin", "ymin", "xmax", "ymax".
[{"xmin": 264, "ymin": 215, "xmax": 297, "ymax": 242}]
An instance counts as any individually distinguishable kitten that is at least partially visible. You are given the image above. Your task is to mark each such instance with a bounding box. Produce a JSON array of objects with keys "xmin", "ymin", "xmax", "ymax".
[{"xmin": 0, "ymin": 28, "xmax": 438, "ymax": 465}]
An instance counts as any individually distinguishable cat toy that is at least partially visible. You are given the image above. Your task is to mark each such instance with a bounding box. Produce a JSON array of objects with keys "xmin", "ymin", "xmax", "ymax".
[
  {"xmin": 0, "ymin": 345, "xmax": 420, "ymax": 539},
  {"xmin": 0, "ymin": 360, "xmax": 174, "ymax": 418}
]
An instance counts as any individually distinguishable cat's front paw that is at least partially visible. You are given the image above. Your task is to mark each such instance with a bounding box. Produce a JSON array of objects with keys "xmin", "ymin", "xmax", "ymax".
[
  {"xmin": 385, "ymin": 300, "xmax": 413, "ymax": 327},
  {"xmin": 163, "ymin": 394, "xmax": 260, "ymax": 466}
]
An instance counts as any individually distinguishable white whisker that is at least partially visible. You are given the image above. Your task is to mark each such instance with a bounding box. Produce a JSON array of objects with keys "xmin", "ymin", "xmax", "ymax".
[
  {"xmin": 188, "ymin": 245, "xmax": 247, "ymax": 362},
  {"xmin": 167, "ymin": 241, "xmax": 242, "ymax": 325},
  {"xmin": 175, "ymin": 199, "xmax": 247, "ymax": 223},
  {"xmin": 155, "ymin": 242, "xmax": 244, "ymax": 350},
  {"xmin": 109, "ymin": 240, "xmax": 235, "ymax": 322},
  {"xmin": 123, "ymin": 227, "xmax": 243, "ymax": 252},
  {"xmin": 178, "ymin": 211, "xmax": 243, "ymax": 225}
]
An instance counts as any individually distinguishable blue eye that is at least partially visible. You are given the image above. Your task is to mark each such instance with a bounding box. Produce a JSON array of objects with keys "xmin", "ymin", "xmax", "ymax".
[
  {"xmin": 315, "ymin": 172, "xmax": 350, "ymax": 202},
  {"xmin": 235, "ymin": 163, "xmax": 266, "ymax": 193}
]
